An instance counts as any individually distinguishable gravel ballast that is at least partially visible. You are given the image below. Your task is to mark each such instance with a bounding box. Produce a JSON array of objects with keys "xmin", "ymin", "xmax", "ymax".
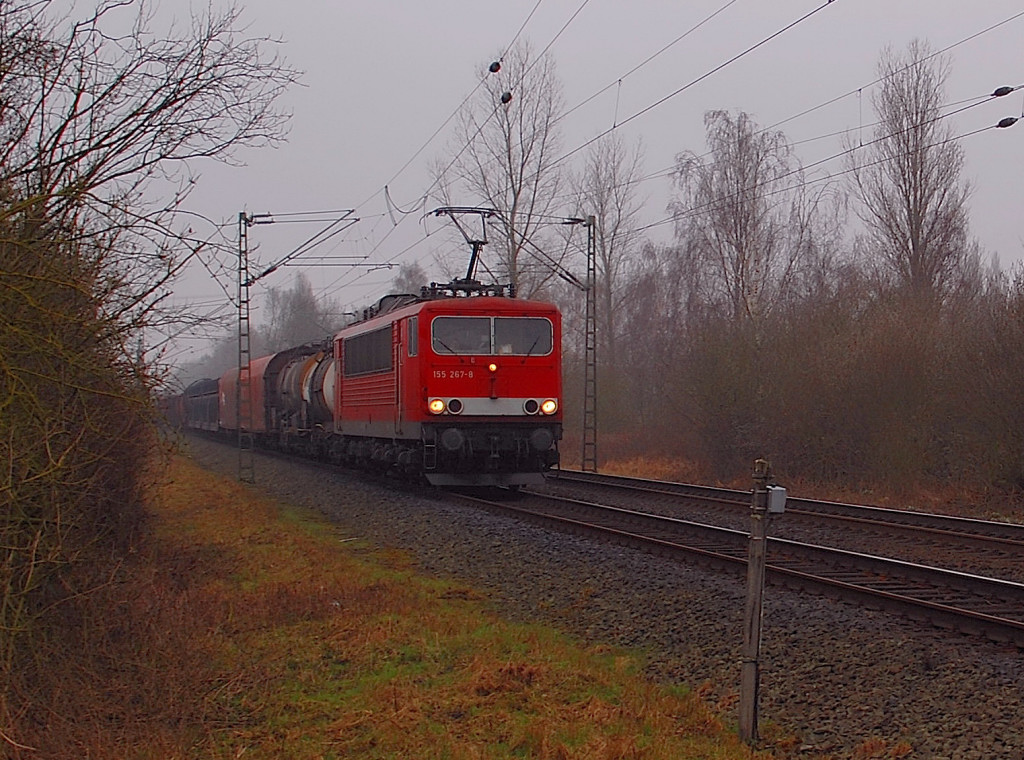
[{"xmin": 182, "ymin": 437, "xmax": 1024, "ymax": 758}]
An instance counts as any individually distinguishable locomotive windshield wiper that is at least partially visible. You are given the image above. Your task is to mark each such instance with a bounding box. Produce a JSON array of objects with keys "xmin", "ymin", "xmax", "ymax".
[
  {"xmin": 521, "ymin": 336, "xmax": 541, "ymax": 363},
  {"xmin": 433, "ymin": 337, "xmax": 458, "ymax": 355}
]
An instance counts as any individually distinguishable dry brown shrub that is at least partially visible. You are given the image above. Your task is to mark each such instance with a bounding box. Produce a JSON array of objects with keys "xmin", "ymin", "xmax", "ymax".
[{"xmin": 1, "ymin": 230, "xmax": 157, "ymax": 751}]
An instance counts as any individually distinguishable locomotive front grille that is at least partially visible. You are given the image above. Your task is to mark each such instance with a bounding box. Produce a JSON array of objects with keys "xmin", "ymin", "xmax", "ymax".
[{"xmin": 424, "ymin": 422, "xmax": 560, "ymax": 472}]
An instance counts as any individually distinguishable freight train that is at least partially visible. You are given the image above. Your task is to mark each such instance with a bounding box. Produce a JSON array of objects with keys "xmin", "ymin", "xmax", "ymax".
[{"xmin": 172, "ymin": 285, "xmax": 563, "ymax": 487}]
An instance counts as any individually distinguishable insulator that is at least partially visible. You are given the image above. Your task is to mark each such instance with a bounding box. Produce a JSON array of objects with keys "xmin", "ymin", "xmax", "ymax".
[
  {"xmin": 992, "ymin": 86, "xmax": 1015, "ymax": 97},
  {"xmin": 489, "ymin": 61, "xmax": 501, "ymax": 73},
  {"xmin": 500, "ymin": 91, "xmax": 512, "ymax": 104},
  {"xmin": 997, "ymin": 117, "xmax": 1018, "ymax": 129}
]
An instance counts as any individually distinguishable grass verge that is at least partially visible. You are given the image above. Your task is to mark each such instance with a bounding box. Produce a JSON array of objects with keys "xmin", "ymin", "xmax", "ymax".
[{"xmin": 9, "ymin": 454, "xmax": 779, "ymax": 759}]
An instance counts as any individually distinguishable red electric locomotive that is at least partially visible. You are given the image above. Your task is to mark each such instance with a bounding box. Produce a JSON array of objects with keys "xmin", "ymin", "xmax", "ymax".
[
  {"xmin": 332, "ymin": 290, "xmax": 562, "ymax": 486},
  {"xmin": 202, "ymin": 285, "xmax": 562, "ymax": 487}
]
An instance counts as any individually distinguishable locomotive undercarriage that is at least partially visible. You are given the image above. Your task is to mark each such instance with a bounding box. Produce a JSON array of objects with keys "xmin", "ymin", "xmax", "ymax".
[
  {"xmin": 259, "ymin": 420, "xmax": 560, "ymax": 487},
  {"xmin": 421, "ymin": 421, "xmax": 561, "ymax": 486}
]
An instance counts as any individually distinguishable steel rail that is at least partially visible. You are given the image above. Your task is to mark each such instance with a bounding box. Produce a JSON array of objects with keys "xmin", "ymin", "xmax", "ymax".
[
  {"xmin": 548, "ymin": 469, "xmax": 1024, "ymax": 547},
  {"xmin": 456, "ymin": 489, "xmax": 1024, "ymax": 647}
]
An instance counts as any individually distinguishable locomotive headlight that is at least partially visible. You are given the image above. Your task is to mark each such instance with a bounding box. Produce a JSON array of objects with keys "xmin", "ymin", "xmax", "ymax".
[
  {"xmin": 428, "ymin": 398, "xmax": 446, "ymax": 414},
  {"xmin": 540, "ymin": 398, "xmax": 558, "ymax": 415},
  {"xmin": 523, "ymin": 399, "xmax": 540, "ymax": 415},
  {"xmin": 447, "ymin": 398, "xmax": 464, "ymax": 414},
  {"xmin": 488, "ymin": 362, "xmax": 498, "ymax": 372}
]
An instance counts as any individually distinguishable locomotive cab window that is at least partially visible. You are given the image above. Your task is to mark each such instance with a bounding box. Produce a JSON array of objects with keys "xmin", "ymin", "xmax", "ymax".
[
  {"xmin": 432, "ymin": 316, "xmax": 490, "ymax": 355},
  {"xmin": 494, "ymin": 317, "xmax": 552, "ymax": 356},
  {"xmin": 431, "ymin": 316, "xmax": 552, "ymax": 356}
]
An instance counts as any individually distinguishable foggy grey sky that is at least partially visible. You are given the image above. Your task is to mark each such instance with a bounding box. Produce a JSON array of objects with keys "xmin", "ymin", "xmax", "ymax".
[{"xmin": 165, "ymin": 0, "xmax": 1024, "ymax": 360}]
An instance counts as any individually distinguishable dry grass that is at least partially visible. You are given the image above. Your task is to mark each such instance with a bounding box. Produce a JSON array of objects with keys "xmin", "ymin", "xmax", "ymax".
[
  {"xmin": 600, "ymin": 456, "xmax": 709, "ymax": 486},
  {"xmin": 5, "ymin": 455, "xmax": 782, "ymax": 759},
  {"xmin": 591, "ymin": 434, "xmax": 1024, "ymax": 524}
]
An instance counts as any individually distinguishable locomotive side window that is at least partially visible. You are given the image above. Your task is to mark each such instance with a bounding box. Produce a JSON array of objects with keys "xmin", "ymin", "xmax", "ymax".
[
  {"xmin": 407, "ymin": 316, "xmax": 418, "ymax": 357},
  {"xmin": 431, "ymin": 316, "xmax": 491, "ymax": 355},
  {"xmin": 494, "ymin": 317, "xmax": 552, "ymax": 356},
  {"xmin": 343, "ymin": 325, "xmax": 393, "ymax": 376}
]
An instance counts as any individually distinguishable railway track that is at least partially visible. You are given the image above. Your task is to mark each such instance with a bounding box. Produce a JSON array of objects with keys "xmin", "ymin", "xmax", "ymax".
[
  {"xmin": 451, "ymin": 480, "xmax": 1024, "ymax": 648},
  {"xmin": 549, "ymin": 469, "xmax": 1024, "ymax": 541},
  {"xmin": 539, "ymin": 469, "xmax": 1024, "ymax": 583}
]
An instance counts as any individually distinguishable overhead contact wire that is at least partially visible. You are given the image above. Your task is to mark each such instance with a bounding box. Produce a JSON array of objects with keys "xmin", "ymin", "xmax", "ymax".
[
  {"xmin": 641, "ymin": 117, "xmax": 1013, "ymax": 237},
  {"xmin": 549, "ymin": 0, "xmax": 840, "ymax": 171},
  {"xmin": 559, "ymin": 0, "xmax": 740, "ymax": 125}
]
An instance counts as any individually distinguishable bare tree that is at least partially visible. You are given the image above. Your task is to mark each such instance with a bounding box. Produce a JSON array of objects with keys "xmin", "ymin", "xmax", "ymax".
[
  {"xmin": 262, "ymin": 273, "xmax": 341, "ymax": 351},
  {"xmin": 847, "ymin": 40, "xmax": 972, "ymax": 300},
  {"xmin": 572, "ymin": 133, "xmax": 647, "ymax": 369},
  {"xmin": 670, "ymin": 110, "xmax": 819, "ymax": 326},
  {"xmin": 433, "ymin": 40, "xmax": 565, "ymax": 297},
  {"xmin": 661, "ymin": 110, "xmax": 849, "ymax": 475},
  {"xmin": 0, "ymin": 0, "xmax": 299, "ymax": 339},
  {"xmin": 391, "ymin": 260, "xmax": 429, "ymax": 295},
  {"xmin": 560, "ymin": 133, "xmax": 647, "ymax": 431},
  {"xmin": 616, "ymin": 242, "xmax": 697, "ymax": 428}
]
